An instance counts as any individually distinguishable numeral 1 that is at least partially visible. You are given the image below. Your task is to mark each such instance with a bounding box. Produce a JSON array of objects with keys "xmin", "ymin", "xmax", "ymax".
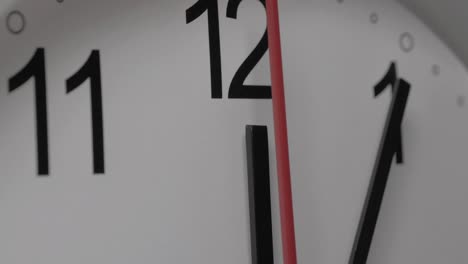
[
  {"xmin": 66, "ymin": 50, "xmax": 105, "ymax": 174},
  {"xmin": 9, "ymin": 48, "xmax": 49, "ymax": 176},
  {"xmin": 374, "ymin": 62, "xmax": 404, "ymax": 164},
  {"xmin": 186, "ymin": 0, "xmax": 223, "ymax": 99}
]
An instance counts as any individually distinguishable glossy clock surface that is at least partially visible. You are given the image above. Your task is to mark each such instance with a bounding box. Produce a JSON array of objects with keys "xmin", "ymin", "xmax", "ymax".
[{"xmin": 0, "ymin": 0, "xmax": 467, "ymax": 264}]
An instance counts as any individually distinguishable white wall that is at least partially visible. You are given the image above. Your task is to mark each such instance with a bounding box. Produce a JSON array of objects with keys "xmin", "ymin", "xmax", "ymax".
[{"xmin": 399, "ymin": 0, "xmax": 468, "ymax": 69}]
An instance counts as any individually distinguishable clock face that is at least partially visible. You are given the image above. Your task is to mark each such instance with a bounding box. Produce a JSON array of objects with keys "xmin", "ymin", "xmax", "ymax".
[{"xmin": 0, "ymin": 0, "xmax": 467, "ymax": 264}]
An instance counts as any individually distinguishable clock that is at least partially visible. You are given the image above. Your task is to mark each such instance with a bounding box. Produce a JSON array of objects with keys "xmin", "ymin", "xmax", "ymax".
[{"xmin": 0, "ymin": 0, "xmax": 467, "ymax": 264}]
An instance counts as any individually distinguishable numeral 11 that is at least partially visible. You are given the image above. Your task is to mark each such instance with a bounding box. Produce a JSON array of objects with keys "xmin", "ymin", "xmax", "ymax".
[{"xmin": 9, "ymin": 48, "xmax": 105, "ymax": 176}]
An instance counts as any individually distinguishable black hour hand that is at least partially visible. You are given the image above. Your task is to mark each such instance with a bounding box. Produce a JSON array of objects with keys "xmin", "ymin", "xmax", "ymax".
[{"xmin": 245, "ymin": 125, "xmax": 274, "ymax": 264}]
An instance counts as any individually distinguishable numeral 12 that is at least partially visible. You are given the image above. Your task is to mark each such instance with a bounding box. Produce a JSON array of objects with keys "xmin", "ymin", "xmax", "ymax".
[
  {"xmin": 9, "ymin": 48, "xmax": 105, "ymax": 176},
  {"xmin": 186, "ymin": 0, "xmax": 272, "ymax": 99}
]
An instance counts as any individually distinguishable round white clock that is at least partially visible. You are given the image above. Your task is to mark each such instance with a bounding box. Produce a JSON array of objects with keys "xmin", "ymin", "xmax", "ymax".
[{"xmin": 0, "ymin": 0, "xmax": 467, "ymax": 264}]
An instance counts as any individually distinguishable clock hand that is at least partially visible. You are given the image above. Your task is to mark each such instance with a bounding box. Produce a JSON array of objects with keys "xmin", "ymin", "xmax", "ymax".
[
  {"xmin": 246, "ymin": 125, "xmax": 274, "ymax": 264},
  {"xmin": 349, "ymin": 79, "xmax": 411, "ymax": 264},
  {"xmin": 265, "ymin": 1, "xmax": 298, "ymax": 264}
]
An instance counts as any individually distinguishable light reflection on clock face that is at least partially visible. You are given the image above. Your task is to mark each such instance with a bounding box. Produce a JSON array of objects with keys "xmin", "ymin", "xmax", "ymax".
[{"xmin": 0, "ymin": 0, "xmax": 468, "ymax": 264}]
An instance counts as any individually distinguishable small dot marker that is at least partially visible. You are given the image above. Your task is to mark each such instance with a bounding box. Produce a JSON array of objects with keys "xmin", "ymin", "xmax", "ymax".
[
  {"xmin": 399, "ymin": 32, "xmax": 415, "ymax": 53},
  {"xmin": 457, "ymin": 95, "xmax": 465, "ymax": 108},
  {"xmin": 370, "ymin": 13, "xmax": 378, "ymax": 24},
  {"xmin": 6, "ymin": 10, "xmax": 26, "ymax": 35},
  {"xmin": 432, "ymin": 65, "xmax": 440, "ymax": 76}
]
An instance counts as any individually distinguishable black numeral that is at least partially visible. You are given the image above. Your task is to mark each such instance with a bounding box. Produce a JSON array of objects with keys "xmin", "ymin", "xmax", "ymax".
[
  {"xmin": 66, "ymin": 50, "xmax": 105, "ymax": 174},
  {"xmin": 9, "ymin": 48, "xmax": 106, "ymax": 176},
  {"xmin": 186, "ymin": 0, "xmax": 271, "ymax": 99},
  {"xmin": 374, "ymin": 62, "xmax": 404, "ymax": 164},
  {"xmin": 227, "ymin": 0, "xmax": 271, "ymax": 99},
  {"xmin": 9, "ymin": 48, "xmax": 49, "ymax": 176},
  {"xmin": 186, "ymin": 0, "xmax": 223, "ymax": 99}
]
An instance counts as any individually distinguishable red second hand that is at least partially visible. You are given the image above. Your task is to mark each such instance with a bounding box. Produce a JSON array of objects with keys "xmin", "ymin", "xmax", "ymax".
[{"xmin": 265, "ymin": 1, "xmax": 297, "ymax": 264}]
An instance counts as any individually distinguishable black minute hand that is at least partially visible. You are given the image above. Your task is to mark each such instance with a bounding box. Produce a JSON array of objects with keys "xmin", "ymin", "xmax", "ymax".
[{"xmin": 349, "ymin": 79, "xmax": 411, "ymax": 264}]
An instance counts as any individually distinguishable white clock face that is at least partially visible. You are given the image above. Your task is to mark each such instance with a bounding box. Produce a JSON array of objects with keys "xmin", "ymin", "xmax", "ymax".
[{"xmin": 0, "ymin": 0, "xmax": 467, "ymax": 264}]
